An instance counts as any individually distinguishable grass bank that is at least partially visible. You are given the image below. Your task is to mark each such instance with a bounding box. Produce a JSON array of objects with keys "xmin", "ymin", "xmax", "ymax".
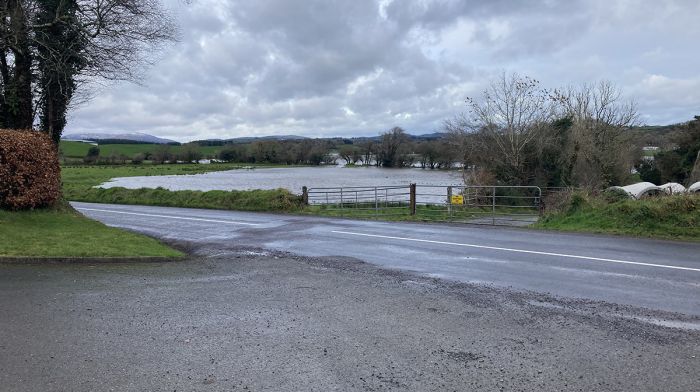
[
  {"xmin": 62, "ymin": 164, "xmax": 304, "ymax": 213},
  {"xmin": 0, "ymin": 204, "xmax": 183, "ymax": 258},
  {"xmin": 535, "ymin": 192, "xmax": 700, "ymax": 241}
]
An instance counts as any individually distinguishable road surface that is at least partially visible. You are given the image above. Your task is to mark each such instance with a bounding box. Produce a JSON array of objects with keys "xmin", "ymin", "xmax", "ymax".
[{"xmin": 72, "ymin": 201, "xmax": 700, "ymax": 316}]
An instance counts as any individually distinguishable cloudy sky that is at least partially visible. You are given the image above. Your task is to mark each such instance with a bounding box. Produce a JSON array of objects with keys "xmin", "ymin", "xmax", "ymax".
[{"xmin": 67, "ymin": 0, "xmax": 700, "ymax": 142}]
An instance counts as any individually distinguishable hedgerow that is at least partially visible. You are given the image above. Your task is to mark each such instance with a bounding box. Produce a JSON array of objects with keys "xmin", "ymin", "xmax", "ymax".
[{"xmin": 0, "ymin": 129, "xmax": 61, "ymax": 210}]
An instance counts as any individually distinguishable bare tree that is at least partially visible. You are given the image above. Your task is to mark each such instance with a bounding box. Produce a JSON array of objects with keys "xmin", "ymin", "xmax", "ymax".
[
  {"xmin": 552, "ymin": 81, "xmax": 639, "ymax": 186},
  {"xmin": 357, "ymin": 139, "xmax": 375, "ymax": 166},
  {"xmin": 0, "ymin": 0, "xmax": 178, "ymax": 144},
  {"xmin": 447, "ymin": 73, "xmax": 556, "ymax": 184},
  {"xmin": 338, "ymin": 144, "xmax": 360, "ymax": 165},
  {"xmin": 377, "ymin": 127, "xmax": 410, "ymax": 167}
]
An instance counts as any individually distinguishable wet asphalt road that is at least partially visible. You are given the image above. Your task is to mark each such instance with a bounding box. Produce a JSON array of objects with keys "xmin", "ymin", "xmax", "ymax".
[
  {"xmin": 1, "ymin": 252, "xmax": 699, "ymax": 391},
  {"xmin": 71, "ymin": 202, "xmax": 700, "ymax": 316}
]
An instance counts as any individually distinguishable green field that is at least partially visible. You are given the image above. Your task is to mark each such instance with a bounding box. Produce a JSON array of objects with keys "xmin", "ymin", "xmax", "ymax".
[
  {"xmin": 0, "ymin": 204, "xmax": 183, "ymax": 258},
  {"xmin": 59, "ymin": 140, "xmax": 222, "ymax": 159}
]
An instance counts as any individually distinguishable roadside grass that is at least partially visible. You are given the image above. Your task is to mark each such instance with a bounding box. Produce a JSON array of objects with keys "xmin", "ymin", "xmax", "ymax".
[
  {"xmin": 0, "ymin": 203, "xmax": 183, "ymax": 258},
  {"xmin": 73, "ymin": 187, "xmax": 304, "ymax": 212},
  {"xmin": 305, "ymin": 203, "xmax": 534, "ymax": 223},
  {"xmin": 535, "ymin": 192, "xmax": 700, "ymax": 241},
  {"xmin": 62, "ymin": 164, "xmax": 304, "ymax": 213}
]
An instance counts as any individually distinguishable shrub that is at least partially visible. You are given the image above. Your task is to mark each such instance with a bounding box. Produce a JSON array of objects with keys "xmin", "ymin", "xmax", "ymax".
[
  {"xmin": 131, "ymin": 153, "xmax": 145, "ymax": 164},
  {"xmin": 602, "ymin": 187, "xmax": 630, "ymax": 203},
  {"xmin": 0, "ymin": 129, "xmax": 61, "ymax": 210},
  {"xmin": 83, "ymin": 146, "xmax": 100, "ymax": 164},
  {"xmin": 567, "ymin": 191, "xmax": 590, "ymax": 213}
]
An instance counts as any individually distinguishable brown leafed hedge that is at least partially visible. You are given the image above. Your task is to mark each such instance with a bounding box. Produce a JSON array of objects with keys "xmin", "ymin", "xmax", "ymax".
[{"xmin": 0, "ymin": 129, "xmax": 61, "ymax": 210}]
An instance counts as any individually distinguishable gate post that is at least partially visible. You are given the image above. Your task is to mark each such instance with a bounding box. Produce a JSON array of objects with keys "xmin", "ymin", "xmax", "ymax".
[
  {"xmin": 409, "ymin": 183, "xmax": 416, "ymax": 215},
  {"xmin": 447, "ymin": 186, "xmax": 453, "ymax": 217},
  {"xmin": 302, "ymin": 186, "xmax": 309, "ymax": 205},
  {"xmin": 492, "ymin": 186, "xmax": 496, "ymax": 225}
]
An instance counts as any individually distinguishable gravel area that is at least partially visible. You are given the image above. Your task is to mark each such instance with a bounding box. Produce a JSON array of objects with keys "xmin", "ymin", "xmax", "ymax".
[{"xmin": 0, "ymin": 244, "xmax": 698, "ymax": 391}]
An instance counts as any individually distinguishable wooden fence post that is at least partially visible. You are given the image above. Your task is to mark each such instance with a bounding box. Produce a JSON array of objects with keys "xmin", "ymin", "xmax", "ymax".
[
  {"xmin": 409, "ymin": 183, "xmax": 416, "ymax": 215},
  {"xmin": 302, "ymin": 186, "xmax": 309, "ymax": 205}
]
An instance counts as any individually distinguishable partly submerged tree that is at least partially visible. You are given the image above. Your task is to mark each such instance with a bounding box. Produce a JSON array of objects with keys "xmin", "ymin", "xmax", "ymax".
[
  {"xmin": 0, "ymin": 0, "xmax": 177, "ymax": 144},
  {"xmin": 377, "ymin": 127, "xmax": 411, "ymax": 168}
]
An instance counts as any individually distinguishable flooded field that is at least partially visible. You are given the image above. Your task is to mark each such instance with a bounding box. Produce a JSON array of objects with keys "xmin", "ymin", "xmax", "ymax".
[{"xmin": 98, "ymin": 166, "xmax": 464, "ymax": 193}]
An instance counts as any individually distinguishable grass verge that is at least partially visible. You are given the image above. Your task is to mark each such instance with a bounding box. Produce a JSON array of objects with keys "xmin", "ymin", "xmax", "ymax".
[
  {"xmin": 72, "ymin": 187, "xmax": 304, "ymax": 212},
  {"xmin": 535, "ymin": 192, "xmax": 700, "ymax": 241},
  {"xmin": 0, "ymin": 203, "xmax": 183, "ymax": 258}
]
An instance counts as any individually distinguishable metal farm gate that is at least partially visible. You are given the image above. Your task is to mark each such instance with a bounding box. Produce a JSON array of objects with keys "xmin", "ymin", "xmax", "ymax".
[{"xmin": 303, "ymin": 184, "xmax": 542, "ymax": 226}]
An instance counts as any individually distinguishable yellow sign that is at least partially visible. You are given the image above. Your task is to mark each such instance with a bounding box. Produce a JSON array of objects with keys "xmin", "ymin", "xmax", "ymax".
[{"xmin": 450, "ymin": 195, "xmax": 464, "ymax": 205}]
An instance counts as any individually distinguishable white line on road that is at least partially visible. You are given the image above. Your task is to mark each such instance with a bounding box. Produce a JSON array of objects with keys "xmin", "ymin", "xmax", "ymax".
[
  {"xmin": 331, "ymin": 230, "xmax": 700, "ymax": 272},
  {"xmin": 76, "ymin": 207, "xmax": 262, "ymax": 226}
]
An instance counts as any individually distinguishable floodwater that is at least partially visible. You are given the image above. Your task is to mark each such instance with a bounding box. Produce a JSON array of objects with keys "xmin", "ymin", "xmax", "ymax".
[{"xmin": 98, "ymin": 166, "xmax": 464, "ymax": 193}]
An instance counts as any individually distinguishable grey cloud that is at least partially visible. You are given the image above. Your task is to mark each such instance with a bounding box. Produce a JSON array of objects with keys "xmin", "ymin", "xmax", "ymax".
[{"xmin": 68, "ymin": 0, "xmax": 700, "ymax": 141}]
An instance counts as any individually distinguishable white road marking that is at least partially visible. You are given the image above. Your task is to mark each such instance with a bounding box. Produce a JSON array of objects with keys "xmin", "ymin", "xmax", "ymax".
[
  {"xmin": 76, "ymin": 207, "xmax": 262, "ymax": 226},
  {"xmin": 331, "ymin": 230, "xmax": 700, "ymax": 272}
]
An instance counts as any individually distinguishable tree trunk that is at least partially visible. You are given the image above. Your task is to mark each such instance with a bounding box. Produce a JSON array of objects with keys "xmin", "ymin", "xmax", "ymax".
[{"xmin": 5, "ymin": 0, "xmax": 34, "ymax": 129}]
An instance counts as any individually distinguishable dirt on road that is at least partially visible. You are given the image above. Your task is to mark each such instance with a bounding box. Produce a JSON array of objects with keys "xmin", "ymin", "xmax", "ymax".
[{"xmin": 0, "ymin": 244, "xmax": 698, "ymax": 391}]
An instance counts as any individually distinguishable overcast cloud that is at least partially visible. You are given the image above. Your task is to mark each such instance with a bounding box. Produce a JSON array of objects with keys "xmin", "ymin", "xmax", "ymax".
[{"xmin": 67, "ymin": 0, "xmax": 700, "ymax": 141}]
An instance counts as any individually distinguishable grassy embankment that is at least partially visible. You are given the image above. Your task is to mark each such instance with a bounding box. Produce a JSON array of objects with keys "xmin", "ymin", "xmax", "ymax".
[
  {"xmin": 535, "ymin": 192, "xmax": 700, "ymax": 241},
  {"xmin": 0, "ymin": 203, "xmax": 183, "ymax": 258},
  {"xmin": 62, "ymin": 164, "xmax": 304, "ymax": 212}
]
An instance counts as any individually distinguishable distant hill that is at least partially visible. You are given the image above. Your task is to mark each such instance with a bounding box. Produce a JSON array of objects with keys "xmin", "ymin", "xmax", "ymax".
[{"xmin": 62, "ymin": 132, "xmax": 177, "ymax": 145}]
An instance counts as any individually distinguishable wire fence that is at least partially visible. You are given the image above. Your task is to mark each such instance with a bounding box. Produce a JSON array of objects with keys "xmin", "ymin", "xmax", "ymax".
[{"xmin": 304, "ymin": 184, "xmax": 542, "ymax": 226}]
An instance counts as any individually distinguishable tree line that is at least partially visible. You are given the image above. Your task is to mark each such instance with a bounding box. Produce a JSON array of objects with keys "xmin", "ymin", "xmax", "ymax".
[{"xmin": 447, "ymin": 74, "xmax": 699, "ymax": 187}]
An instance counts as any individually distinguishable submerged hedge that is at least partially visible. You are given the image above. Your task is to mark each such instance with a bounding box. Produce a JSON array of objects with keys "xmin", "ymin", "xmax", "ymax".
[{"xmin": 0, "ymin": 129, "xmax": 60, "ymax": 210}]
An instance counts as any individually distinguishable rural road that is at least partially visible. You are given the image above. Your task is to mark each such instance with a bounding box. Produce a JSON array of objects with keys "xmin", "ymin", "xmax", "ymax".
[
  {"xmin": 2, "ymin": 202, "xmax": 699, "ymax": 391},
  {"xmin": 72, "ymin": 201, "xmax": 700, "ymax": 316}
]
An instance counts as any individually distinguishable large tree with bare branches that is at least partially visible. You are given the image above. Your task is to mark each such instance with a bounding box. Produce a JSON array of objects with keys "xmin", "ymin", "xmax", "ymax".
[
  {"xmin": 0, "ymin": 0, "xmax": 177, "ymax": 144},
  {"xmin": 446, "ymin": 73, "xmax": 556, "ymax": 184}
]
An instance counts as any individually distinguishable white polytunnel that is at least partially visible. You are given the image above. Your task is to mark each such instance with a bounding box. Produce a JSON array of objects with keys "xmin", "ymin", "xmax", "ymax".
[
  {"xmin": 659, "ymin": 182, "xmax": 687, "ymax": 194},
  {"xmin": 609, "ymin": 182, "xmax": 663, "ymax": 199},
  {"xmin": 689, "ymin": 182, "xmax": 700, "ymax": 192}
]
